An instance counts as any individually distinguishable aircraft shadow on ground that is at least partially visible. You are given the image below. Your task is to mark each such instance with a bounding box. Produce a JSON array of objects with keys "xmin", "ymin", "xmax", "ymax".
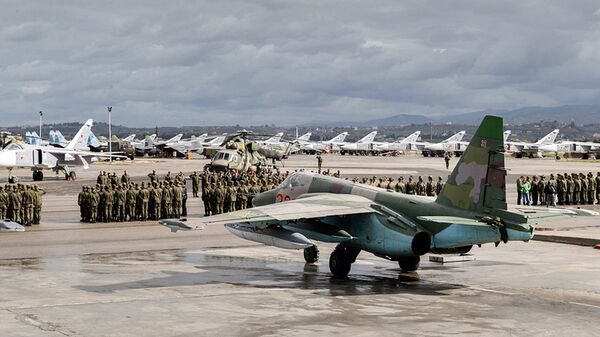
[{"xmin": 75, "ymin": 254, "xmax": 465, "ymax": 296}]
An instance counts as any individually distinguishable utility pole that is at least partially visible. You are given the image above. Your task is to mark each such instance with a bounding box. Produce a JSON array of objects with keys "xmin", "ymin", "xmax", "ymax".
[
  {"xmin": 430, "ymin": 123, "xmax": 433, "ymax": 142},
  {"xmin": 39, "ymin": 111, "xmax": 43, "ymax": 138},
  {"xmin": 107, "ymin": 106, "xmax": 112, "ymax": 163}
]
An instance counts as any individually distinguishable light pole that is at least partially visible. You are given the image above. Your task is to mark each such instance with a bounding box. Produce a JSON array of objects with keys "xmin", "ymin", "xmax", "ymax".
[
  {"xmin": 107, "ymin": 106, "xmax": 112, "ymax": 163},
  {"xmin": 39, "ymin": 111, "xmax": 43, "ymax": 138}
]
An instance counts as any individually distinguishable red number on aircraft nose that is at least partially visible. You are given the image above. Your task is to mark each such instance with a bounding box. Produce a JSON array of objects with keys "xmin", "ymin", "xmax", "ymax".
[
  {"xmin": 276, "ymin": 194, "xmax": 284, "ymax": 202},
  {"xmin": 284, "ymin": 195, "xmax": 291, "ymax": 201}
]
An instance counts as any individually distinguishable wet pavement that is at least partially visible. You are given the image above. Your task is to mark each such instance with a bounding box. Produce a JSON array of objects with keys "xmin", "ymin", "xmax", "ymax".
[{"xmin": 1, "ymin": 241, "xmax": 599, "ymax": 336}]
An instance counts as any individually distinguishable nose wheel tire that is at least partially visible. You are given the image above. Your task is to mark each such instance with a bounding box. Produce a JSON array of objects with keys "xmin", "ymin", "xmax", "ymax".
[
  {"xmin": 303, "ymin": 245, "xmax": 319, "ymax": 264},
  {"xmin": 398, "ymin": 256, "xmax": 420, "ymax": 272},
  {"xmin": 32, "ymin": 171, "xmax": 44, "ymax": 181}
]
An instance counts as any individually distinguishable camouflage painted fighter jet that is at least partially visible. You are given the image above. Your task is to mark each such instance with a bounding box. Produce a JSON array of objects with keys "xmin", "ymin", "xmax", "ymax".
[{"xmin": 161, "ymin": 116, "xmax": 595, "ymax": 278}]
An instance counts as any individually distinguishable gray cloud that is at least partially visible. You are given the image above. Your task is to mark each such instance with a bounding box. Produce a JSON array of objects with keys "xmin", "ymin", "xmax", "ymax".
[{"xmin": 1, "ymin": 0, "xmax": 600, "ymax": 127}]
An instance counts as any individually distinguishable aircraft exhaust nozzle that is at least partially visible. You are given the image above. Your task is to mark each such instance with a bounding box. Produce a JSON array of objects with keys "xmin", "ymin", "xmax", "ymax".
[
  {"xmin": 411, "ymin": 232, "xmax": 431, "ymax": 256},
  {"xmin": 225, "ymin": 224, "xmax": 313, "ymax": 249}
]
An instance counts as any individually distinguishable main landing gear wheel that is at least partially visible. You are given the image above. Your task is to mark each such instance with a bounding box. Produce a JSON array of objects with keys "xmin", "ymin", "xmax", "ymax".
[
  {"xmin": 398, "ymin": 256, "xmax": 420, "ymax": 272},
  {"xmin": 329, "ymin": 243, "xmax": 361, "ymax": 278},
  {"xmin": 32, "ymin": 171, "xmax": 43, "ymax": 181},
  {"xmin": 303, "ymin": 245, "xmax": 319, "ymax": 264},
  {"xmin": 68, "ymin": 171, "xmax": 77, "ymax": 180}
]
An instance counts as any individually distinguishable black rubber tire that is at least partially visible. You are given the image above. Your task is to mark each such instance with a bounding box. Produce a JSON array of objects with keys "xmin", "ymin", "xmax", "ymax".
[
  {"xmin": 32, "ymin": 171, "xmax": 43, "ymax": 181},
  {"xmin": 329, "ymin": 249, "xmax": 352, "ymax": 278},
  {"xmin": 398, "ymin": 256, "xmax": 421, "ymax": 272},
  {"xmin": 303, "ymin": 245, "xmax": 319, "ymax": 264}
]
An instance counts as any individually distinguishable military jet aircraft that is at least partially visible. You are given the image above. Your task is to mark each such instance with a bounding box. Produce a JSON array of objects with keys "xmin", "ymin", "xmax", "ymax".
[
  {"xmin": 300, "ymin": 131, "xmax": 349, "ymax": 153},
  {"xmin": 538, "ymin": 139, "xmax": 600, "ymax": 159},
  {"xmin": 373, "ymin": 131, "xmax": 422, "ymax": 153},
  {"xmin": 339, "ymin": 131, "xmax": 380, "ymax": 155},
  {"xmin": 423, "ymin": 130, "xmax": 467, "ymax": 157},
  {"xmin": 0, "ymin": 119, "xmax": 124, "ymax": 182},
  {"xmin": 505, "ymin": 129, "xmax": 560, "ymax": 158},
  {"xmin": 162, "ymin": 116, "xmax": 594, "ymax": 278}
]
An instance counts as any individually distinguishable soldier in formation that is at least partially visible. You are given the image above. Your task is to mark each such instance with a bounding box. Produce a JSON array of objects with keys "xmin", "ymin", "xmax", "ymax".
[
  {"xmin": 354, "ymin": 175, "xmax": 444, "ymax": 197},
  {"xmin": 0, "ymin": 183, "xmax": 45, "ymax": 226},
  {"xmin": 519, "ymin": 172, "xmax": 600, "ymax": 207},
  {"xmin": 80, "ymin": 171, "xmax": 189, "ymax": 223}
]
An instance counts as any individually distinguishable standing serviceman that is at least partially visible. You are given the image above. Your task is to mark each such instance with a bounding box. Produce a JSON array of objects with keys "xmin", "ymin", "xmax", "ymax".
[
  {"xmin": 444, "ymin": 152, "xmax": 451, "ymax": 170},
  {"xmin": 10, "ymin": 185, "xmax": 22, "ymax": 224},
  {"xmin": 89, "ymin": 187, "xmax": 98, "ymax": 223},
  {"xmin": 148, "ymin": 170, "xmax": 158, "ymax": 184},
  {"xmin": 126, "ymin": 184, "xmax": 136, "ymax": 221},
  {"xmin": 121, "ymin": 170, "xmax": 130, "ymax": 185},
  {"xmin": 191, "ymin": 171, "xmax": 200, "ymax": 198},
  {"xmin": 556, "ymin": 174, "xmax": 565, "ymax": 205},
  {"xmin": 172, "ymin": 183, "xmax": 182, "ymax": 218},
  {"xmin": 316, "ymin": 154, "xmax": 323, "ymax": 174},
  {"xmin": 78, "ymin": 186, "xmax": 87, "ymax": 222},
  {"xmin": 0, "ymin": 186, "xmax": 7, "ymax": 220},
  {"xmin": 587, "ymin": 172, "xmax": 595, "ymax": 205},
  {"xmin": 436, "ymin": 177, "xmax": 444, "ymax": 195},
  {"xmin": 104, "ymin": 186, "xmax": 114, "ymax": 223}
]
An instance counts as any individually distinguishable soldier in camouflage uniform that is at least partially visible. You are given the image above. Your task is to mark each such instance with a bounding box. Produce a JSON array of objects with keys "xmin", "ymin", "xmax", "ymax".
[
  {"xmin": 580, "ymin": 173, "xmax": 588, "ymax": 205},
  {"xmin": 425, "ymin": 176, "xmax": 434, "ymax": 196},
  {"xmin": 395, "ymin": 177, "xmax": 405, "ymax": 193},
  {"xmin": 78, "ymin": 186, "xmax": 87, "ymax": 222},
  {"xmin": 436, "ymin": 177, "xmax": 444, "ymax": 195},
  {"xmin": 0, "ymin": 186, "xmax": 7, "ymax": 219},
  {"xmin": 104, "ymin": 186, "xmax": 114, "ymax": 222},
  {"xmin": 587, "ymin": 172, "xmax": 595, "ymax": 205},
  {"xmin": 565, "ymin": 174, "xmax": 573, "ymax": 205}
]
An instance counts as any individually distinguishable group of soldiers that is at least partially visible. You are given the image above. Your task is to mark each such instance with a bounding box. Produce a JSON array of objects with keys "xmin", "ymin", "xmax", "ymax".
[
  {"xmin": 198, "ymin": 169, "xmax": 288, "ymax": 216},
  {"xmin": 77, "ymin": 170, "xmax": 188, "ymax": 223},
  {"xmin": 517, "ymin": 172, "xmax": 600, "ymax": 206},
  {"xmin": 353, "ymin": 175, "xmax": 445, "ymax": 196},
  {"xmin": 0, "ymin": 184, "xmax": 45, "ymax": 226},
  {"xmin": 552, "ymin": 172, "xmax": 600, "ymax": 206}
]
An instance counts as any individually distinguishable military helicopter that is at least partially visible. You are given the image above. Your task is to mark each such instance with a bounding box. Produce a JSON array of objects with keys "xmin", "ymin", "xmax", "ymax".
[{"xmin": 207, "ymin": 130, "xmax": 294, "ymax": 172}]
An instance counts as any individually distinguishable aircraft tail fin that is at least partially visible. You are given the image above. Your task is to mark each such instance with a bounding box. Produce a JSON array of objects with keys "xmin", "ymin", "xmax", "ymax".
[
  {"xmin": 329, "ymin": 132, "xmax": 348, "ymax": 143},
  {"xmin": 265, "ymin": 132, "xmax": 284, "ymax": 143},
  {"xmin": 297, "ymin": 132, "xmax": 311, "ymax": 142},
  {"xmin": 358, "ymin": 131, "xmax": 377, "ymax": 143},
  {"xmin": 166, "ymin": 134, "xmax": 183, "ymax": 143},
  {"xmin": 535, "ymin": 129, "xmax": 559, "ymax": 145},
  {"xmin": 66, "ymin": 119, "xmax": 93, "ymax": 150},
  {"xmin": 401, "ymin": 131, "xmax": 421, "ymax": 143},
  {"xmin": 435, "ymin": 116, "xmax": 507, "ymax": 211},
  {"xmin": 123, "ymin": 134, "xmax": 136, "ymax": 142},
  {"xmin": 443, "ymin": 130, "xmax": 466, "ymax": 143},
  {"xmin": 504, "ymin": 130, "xmax": 511, "ymax": 143}
]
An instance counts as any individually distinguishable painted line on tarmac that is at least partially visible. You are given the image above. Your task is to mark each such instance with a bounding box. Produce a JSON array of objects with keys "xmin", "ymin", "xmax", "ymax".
[
  {"xmin": 570, "ymin": 301, "xmax": 600, "ymax": 310},
  {"xmin": 467, "ymin": 286, "xmax": 520, "ymax": 296}
]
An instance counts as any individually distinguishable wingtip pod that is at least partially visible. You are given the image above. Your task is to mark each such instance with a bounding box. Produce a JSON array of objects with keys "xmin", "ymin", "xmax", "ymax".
[{"xmin": 159, "ymin": 219, "xmax": 204, "ymax": 233}]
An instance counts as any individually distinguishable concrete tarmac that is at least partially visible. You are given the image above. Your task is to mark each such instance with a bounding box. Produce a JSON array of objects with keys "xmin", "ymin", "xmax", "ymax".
[{"xmin": 1, "ymin": 155, "xmax": 600, "ymax": 336}]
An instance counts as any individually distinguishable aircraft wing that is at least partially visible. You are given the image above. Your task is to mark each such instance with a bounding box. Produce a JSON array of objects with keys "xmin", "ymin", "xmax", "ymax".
[
  {"xmin": 514, "ymin": 206, "xmax": 598, "ymax": 218},
  {"xmin": 416, "ymin": 216, "xmax": 489, "ymax": 226},
  {"xmin": 41, "ymin": 147, "xmax": 126, "ymax": 158},
  {"xmin": 160, "ymin": 194, "xmax": 375, "ymax": 232}
]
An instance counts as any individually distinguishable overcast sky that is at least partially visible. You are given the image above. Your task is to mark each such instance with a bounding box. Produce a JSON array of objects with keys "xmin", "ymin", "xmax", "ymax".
[{"xmin": 2, "ymin": 1, "xmax": 600, "ymax": 127}]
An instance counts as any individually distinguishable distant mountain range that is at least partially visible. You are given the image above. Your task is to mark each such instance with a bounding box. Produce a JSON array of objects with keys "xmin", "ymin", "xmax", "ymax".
[{"xmin": 304, "ymin": 105, "xmax": 600, "ymax": 127}]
